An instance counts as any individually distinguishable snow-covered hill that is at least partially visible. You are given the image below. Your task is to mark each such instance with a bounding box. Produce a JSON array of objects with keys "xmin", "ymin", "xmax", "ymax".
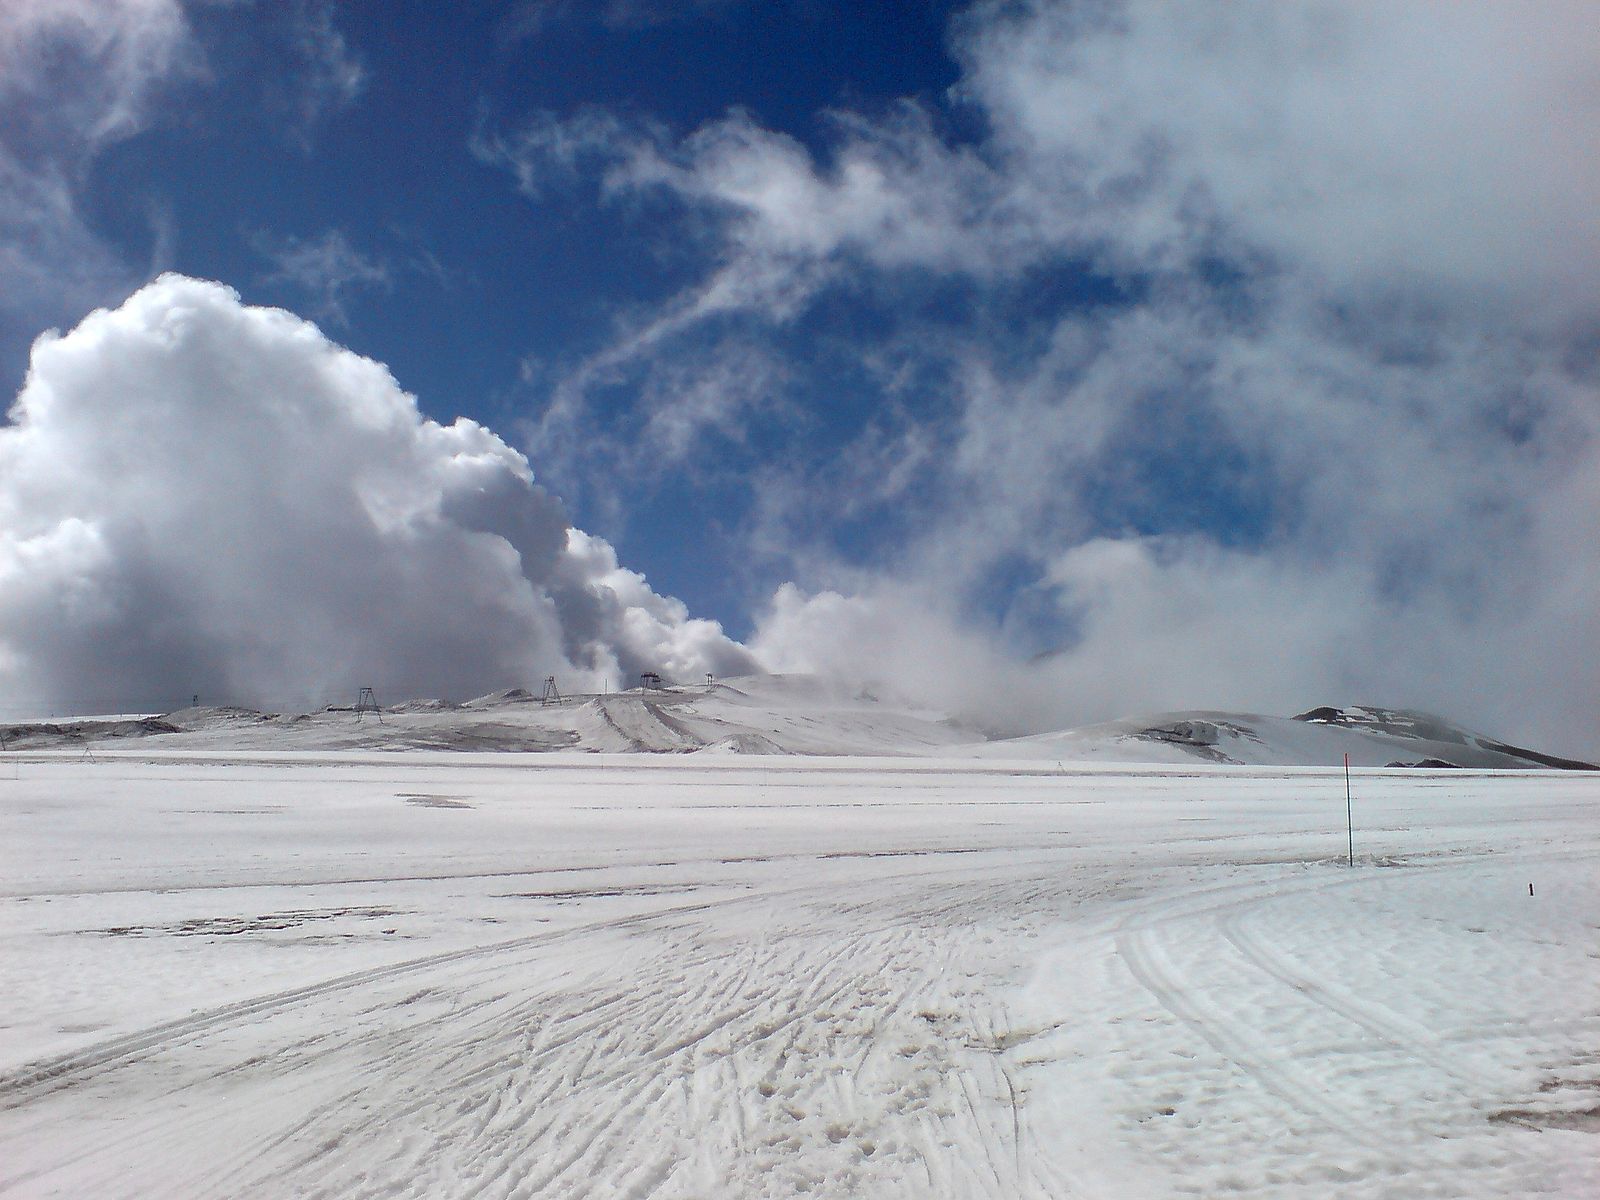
[
  {"xmin": 0, "ymin": 675, "xmax": 979, "ymax": 758},
  {"xmin": 974, "ymin": 706, "xmax": 1598, "ymax": 770},
  {"xmin": 1, "ymin": 678, "xmax": 1591, "ymax": 769}
]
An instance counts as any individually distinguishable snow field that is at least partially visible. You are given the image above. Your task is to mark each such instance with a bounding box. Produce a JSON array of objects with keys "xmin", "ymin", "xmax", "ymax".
[
  {"xmin": 0, "ymin": 753, "xmax": 1596, "ymax": 1197},
  {"xmin": 1015, "ymin": 856, "xmax": 1599, "ymax": 1197}
]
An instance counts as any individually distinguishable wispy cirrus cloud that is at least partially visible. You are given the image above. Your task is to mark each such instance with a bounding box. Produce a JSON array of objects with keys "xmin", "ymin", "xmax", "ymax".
[
  {"xmin": 0, "ymin": 0, "xmax": 199, "ymax": 360},
  {"xmin": 501, "ymin": 0, "xmax": 740, "ymax": 41},
  {"xmin": 253, "ymin": 227, "xmax": 391, "ymax": 327},
  {"xmin": 0, "ymin": 0, "xmax": 371, "ymax": 388},
  {"xmin": 0, "ymin": 0, "xmax": 200, "ymax": 158},
  {"xmin": 279, "ymin": 0, "xmax": 366, "ymax": 147}
]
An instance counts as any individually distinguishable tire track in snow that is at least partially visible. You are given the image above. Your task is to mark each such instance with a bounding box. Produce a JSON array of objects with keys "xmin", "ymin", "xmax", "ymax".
[
  {"xmin": 313, "ymin": 929, "xmax": 948, "ymax": 1198},
  {"xmin": 1216, "ymin": 905, "xmax": 1506, "ymax": 1097},
  {"xmin": 0, "ymin": 894, "xmax": 735, "ymax": 1110},
  {"xmin": 6, "ymin": 863, "xmax": 1062, "ymax": 1199},
  {"xmin": 192, "ymin": 932, "xmax": 785, "ymax": 1197},
  {"xmin": 0, "ymin": 847, "xmax": 1056, "ymax": 1111},
  {"xmin": 1115, "ymin": 919, "xmax": 1383, "ymax": 1144},
  {"xmin": 1106, "ymin": 849, "xmax": 1595, "ymax": 1163},
  {"xmin": 1107, "ymin": 864, "xmax": 1450, "ymax": 1145}
]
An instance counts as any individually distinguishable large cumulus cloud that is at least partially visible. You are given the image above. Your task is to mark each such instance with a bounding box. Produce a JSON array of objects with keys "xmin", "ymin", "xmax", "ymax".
[{"xmin": 0, "ymin": 275, "xmax": 756, "ymax": 712}]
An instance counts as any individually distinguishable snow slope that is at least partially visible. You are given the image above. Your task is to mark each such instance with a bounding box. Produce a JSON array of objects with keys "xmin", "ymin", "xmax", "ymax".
[
  {"xmin": 973, "ymin": 706, "xmax": 1599, "ymax": 769},
  {"xmin": 3, "ymin": 678, "xmax": 1589, "ymax": 769},
  {"xmin": 0, "ymin": 675, "xmax": 983, "ymax": 759},
  {"xmin": 0, "ymin": 751, "xmax": 1595, "ymax": 1197}
]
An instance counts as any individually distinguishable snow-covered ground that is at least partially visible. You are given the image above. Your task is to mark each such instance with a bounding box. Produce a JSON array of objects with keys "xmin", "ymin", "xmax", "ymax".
[{"xmin": 1, "ymin": 749, "xmax": 1595, "ymax": 1198}]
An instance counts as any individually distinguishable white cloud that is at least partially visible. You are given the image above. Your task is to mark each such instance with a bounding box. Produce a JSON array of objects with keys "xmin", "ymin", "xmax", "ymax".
[
  {"xmin": 0, "ymin": 0, "xmax": 199, "ymax": 347},
  {"xmin": 958, "ymin": 0, "xmax": 1600, "ymax": 315},
  {"xmin": 502, "ymin": 1, "xmax": 1600, "ymax": 322},
  {"xmin": 503, "ymin": 0, "xmax": 737, "ymax": 40},
  {"xmin": 615, "ymin": 106, "xmax": 999, "ymax": 275},
  {"xmin": 283, "ymin": 0, "xmax": 366, "ymax": 142},
  {"xmin": 0, "ymin": 0, "xmax": 197, "ymax": 154},
  {"xmin": 752, "ymin": 582, "xmax": 1025, "ymax": 726},
  {"xmin": 494, "ymin": 1, "xmax": 1600, "ymax": 755},
  {"xmin": 481, "ymin": 103, "xmax": 1003, "ymax": 306},
  {"xmin": 0, "ymin": 276, "xmax": 756, "ymax": 712},
  {"xmin": 255, "ymin": 228, "xmax": 391, "ymax": 326},
  {"xmin": 0, "ymin": 0, "xmax": 372, "ymax": 383},
  {"xmin": 558, "ymin": 529, "xmax": 758, "ymax": 685},
  {"xmin": 472, "ymin": 107, "xmax": 643, "ymax": 200},
  {"xmin": 751, "ymin": 289, "xmax": 1600, "ymax": 756}
]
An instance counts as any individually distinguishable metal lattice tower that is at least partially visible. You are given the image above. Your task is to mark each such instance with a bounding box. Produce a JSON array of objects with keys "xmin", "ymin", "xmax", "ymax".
[
  {"xmin": 541, "ymin": 675, "xmax": 562, "ymax": 705},
  {"xmin": 354, "ymin": 686, "xmax": 383, "ymax": 723}
]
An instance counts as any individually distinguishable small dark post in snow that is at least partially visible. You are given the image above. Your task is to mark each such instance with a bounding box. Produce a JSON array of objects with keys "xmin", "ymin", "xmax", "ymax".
[
  {"xmin": 1345, "ymin": 752, "xmax": 1354, "ymax": 867},
  {"xmin": 1530, "ymin": 882, "xmax": 1534, "ymax": 897}
]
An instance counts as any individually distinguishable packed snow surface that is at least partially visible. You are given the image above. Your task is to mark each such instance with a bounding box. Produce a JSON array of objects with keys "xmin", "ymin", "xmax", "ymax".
[{"xmin": 1, "ymin": 746, "xmax": 1596, "ymax": 1198}]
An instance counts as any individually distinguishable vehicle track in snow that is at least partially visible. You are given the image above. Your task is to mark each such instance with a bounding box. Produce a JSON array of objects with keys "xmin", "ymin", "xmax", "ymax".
[
  {"xmin": 1, "ymin": 859, "xmax": 1076, "ymax": 1199},
  {"xmin": 1215, "ymin": 904, "xmax": 1506, "ymax": 1097},
  {"xmin": 1097, "ymin": 850, "xmax": 1600, "ymax": 1198},
  {"xmin": 0, "ymin": 843, "xmax": 1090, "ymax": 1111},
  {"xmin": 1113, "ymin": 871, "xmax": 1391, "ymax": 1143},
  {"xmin": 0, "ymin": 894, "xmax": 734, "ymax": 1110}
]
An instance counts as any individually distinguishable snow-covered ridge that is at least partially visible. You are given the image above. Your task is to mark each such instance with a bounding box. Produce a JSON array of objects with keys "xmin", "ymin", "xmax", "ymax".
[
  {"xmin": 1, "ymin": 677, "xmax": 1591, "ymax": 768},
  {"xmin": 976, "ymin": 705, "xmax": 1596, "ymax": 770},
  {"xmin": 1290, "ymin": 705, "xmax": 1595, "ymax": 771}
]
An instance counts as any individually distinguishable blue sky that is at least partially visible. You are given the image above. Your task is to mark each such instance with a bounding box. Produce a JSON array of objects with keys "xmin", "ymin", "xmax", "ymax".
[
  {"xmin": 2, "ymin": 1, "xmax": 1598, "ymax": 754},
  {"xmin": 5, "ymin": 1, "xmax": 982, "ymax": 633}
]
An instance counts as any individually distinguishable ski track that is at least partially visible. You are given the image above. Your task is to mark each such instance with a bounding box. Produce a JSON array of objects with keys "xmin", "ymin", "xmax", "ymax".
[
  {"xmin": 1087, "ymin": 851, "xmax": 1600, "ymax": 1197},
  {"xmin": 2, "ymin": 762, "xmax": 1597, "ymax": 1198},
  {"xmin": 2, "ymin": 867, "xmax": 1061, "ymax": 1199}
]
